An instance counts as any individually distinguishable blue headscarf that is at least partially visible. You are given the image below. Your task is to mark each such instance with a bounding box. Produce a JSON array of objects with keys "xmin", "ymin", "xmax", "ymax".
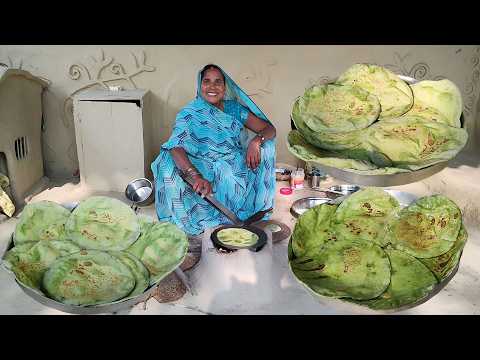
[
  {"xmin": 194, "ymin": 65, "xmax": 271, "ymax": 124},
  {"xmin": 162, "ymin": 65, "xmax": 272, "ymax": 155}
]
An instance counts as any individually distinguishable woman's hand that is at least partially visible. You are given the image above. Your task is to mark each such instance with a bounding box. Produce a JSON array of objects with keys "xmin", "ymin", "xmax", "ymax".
[
  {"xmin": 246, "ymin": 137, "xmax": 262, "ymax": 170},
  {"xmin": 192, "ymin": 175, "xmax": 212, "ymax": 197}
]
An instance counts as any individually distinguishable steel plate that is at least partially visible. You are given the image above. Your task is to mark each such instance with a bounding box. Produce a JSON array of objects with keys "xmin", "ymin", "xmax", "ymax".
[
  {"xmin": 293, "ymin": 75, "xmax": 466, "ymax": 187},
  {"xmin": 2, "ymin": 232, "xmax": 168, "ymax": 314},
  {"xmin": 287, "ymin": 189, "xmax": 464, "ymax": 313},
  {"xmin": 1, "ymin": 203, "xmax": 186, "ymax": 314},
  {"xmin": 290, "ymin": 197, "xmax": 332, "ymax": 218}
]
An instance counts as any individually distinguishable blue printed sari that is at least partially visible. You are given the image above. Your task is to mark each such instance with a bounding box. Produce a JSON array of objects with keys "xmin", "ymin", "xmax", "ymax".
[{"xmin": 151, "ymin": 66, "xmax": 276, "ymax": 235}]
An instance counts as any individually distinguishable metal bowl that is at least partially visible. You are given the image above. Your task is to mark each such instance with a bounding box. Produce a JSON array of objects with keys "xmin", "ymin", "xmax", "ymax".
[
  {"xmin": 125, "ymin": 178, "xmax": 154, "ymax": 206},
  {"xmin": 290, "ymin": 197, "xmax": 332, "ymax": 218},
  {"xmin": 1, "ymin": 233, "xmax": 164, "ymax": 314},
  {"xmin": 288, "ymin": 248, "xmax": 460, "ymax": 314},
  {"xmin": 17, "ymin": 276, "xmax": 157, "ymax": 315},
  {"xmin": 0, "ymin": 202, "xmax": 186, "ymax": 315},
  {"xmin": 329, "ymin": 184, "xmax": 360, "ymax": 196},
  {"xmin": 292, "ymin": 75, "xmax": 466, "ymax": 187},
  {"xmin": 288, "ymin": 190, "xmax": 464, "ymax": 313}
]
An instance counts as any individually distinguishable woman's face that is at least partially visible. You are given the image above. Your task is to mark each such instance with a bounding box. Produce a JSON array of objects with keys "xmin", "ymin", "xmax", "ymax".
[{"xmin": 200, "ymin": 68, "xmax": 226, "ymax": 107}]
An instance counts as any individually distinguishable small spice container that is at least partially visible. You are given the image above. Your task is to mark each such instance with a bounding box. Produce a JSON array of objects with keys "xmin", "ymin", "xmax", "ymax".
[
  {"xmin": 275, "ymin": 168, "xmax": 292, "ymax": 181},
  {"xmin": 308, "ymin": 169, "xmax": 325, "ymax": 189},
  {"xmin": 291, "ymin": 169, "xmax": 305, "ymax": 189},
  {"xmin": 310, "ymin": 174, "xmax": 322, "ymax": 189}
]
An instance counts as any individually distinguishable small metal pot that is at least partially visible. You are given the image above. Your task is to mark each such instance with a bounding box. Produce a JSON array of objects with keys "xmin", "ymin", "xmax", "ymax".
[
  {"xmin": 125, "ymin": 178, "xmax": 154, "ymax": 207},
  {"xmin": 310, "ymin": 174, "xmax": 322, "ymax": 189}
]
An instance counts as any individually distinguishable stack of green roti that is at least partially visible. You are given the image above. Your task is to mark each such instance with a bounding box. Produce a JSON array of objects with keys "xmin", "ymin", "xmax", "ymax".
[
  {"xmin": 288, "ymin": 187, "xmax": 467, "ymax": 310},
  {"xmin": 2, "ymin": 197, "xmax": 188, "ymax": 306},
  {"xmin": 288, "ymin": 63, "xmax": 468, "ymax": 175}
]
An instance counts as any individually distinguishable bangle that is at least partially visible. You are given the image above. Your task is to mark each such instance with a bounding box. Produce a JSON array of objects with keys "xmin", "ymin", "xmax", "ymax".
[
  {"xmin": 184, "ymin": 167, "xmax": 200, "ymax": 177},
  {"xmin": 255, "ymin": 132, "xmax": 266, "ymax": 144}
]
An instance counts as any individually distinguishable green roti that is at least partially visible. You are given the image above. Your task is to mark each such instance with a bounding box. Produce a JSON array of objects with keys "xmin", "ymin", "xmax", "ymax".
[
  {"xmin": 291, "ymin": 203, "xmax": 338, "ymax": 259},
  {"xmin": 404, "ymin": 79, "xmax": 463, "ymax": 128},
  {"xmin": 291, "ymin": 100, "xmax": 363, "ymax": 152},
  {"xmin": 137, "ymin": 214, "xmax": 155, "ymax": 231},
  {"xmin": 217, "ymin": 228, "xmax": 259, "ymax": 247},
  {"xmin": 109, "ymin": 251, "xmax": 150, "ymax": 298},
  {"xmin": 287, "ymin": 130, "xmax": 380, "ymax": 171},
  {"xmin": 293, "ymin": 84, "xmax": 380, "ymax": 133},
  {"xmin": 65, "ymin": 196, "xmax": 141, "ymax": 251},
  {"xmin": 127, "ymin": 222, "xmax": 188, "ymax": 285},
  {"xmin": 286, "ymin": 131, "xmax": 411, "ymax": 175},
  {"xmin": 358, "ymin": 249, "xmax": 438, "ymax": 310},
  {"xmin": 420, "ymin": 224, "xmax": 467, "ymax": 281},
  {"xmin": 289, "ymin": 113, "xmax": 467, "ymax": 172},
  {"xmin": 14, "ymin": 201, "xmax": 71, "ymax": 245},
  {"xmin": 364, "ymin": 116, "xmax": 468, "ymax": 170},
  {"xmin": 389, "ymin": 195, "xmax": 462, "ymax": 258},
  {"xmin": 337, "ymin": 63, "xmax": 413, "ymax": 120},
  {"xmin": 132, "ymin": 214, "xmax": 156, "ymax": 251},
  {"xmin": 2, "ymin": 240, "xmax": 81, "ymax": 290},
  {"xmin": 333, "ymin": 187, "xmax": 400, "ymax": 247},
  {"xmin": 290, "ymin": 238, "xmax": 391, "ymax": 300},
  {"xmin": 42, "ymin": 249, "xmax": 136, "ymax": 306}
]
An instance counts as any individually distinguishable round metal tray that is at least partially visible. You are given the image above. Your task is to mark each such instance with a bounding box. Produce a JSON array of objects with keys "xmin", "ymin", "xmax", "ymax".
[
  {"xmin": 0, "ymin": 202, "xmax": 185, "ymax": 315},
  {"xmin": 288, "ymin": 252, "xmax": 459, "ymax": 314},
  {"xmin": 290, "ymin": 197, "xmax": 333, "ymax": 218},
  {"xmin": 2, "ymin": 232, "xmax": 168, "ymax": 314},
  {"xmin": 309, "ymin": 160, "xmax": 450, "ymax": 187},
  {"xmin": 17, "ymin": 275, "xmax": 157, "ymax": 315},
  {"xmin": 293, "ymin": 75, "xmax": 466, "ymax": 187},
  {"xmin": 290, "ymin": 185, "xmax": 363, "ymax": 218},
  {"xmin": 287, "ymin": 190, "xmax": 463, "ymax": 313}
]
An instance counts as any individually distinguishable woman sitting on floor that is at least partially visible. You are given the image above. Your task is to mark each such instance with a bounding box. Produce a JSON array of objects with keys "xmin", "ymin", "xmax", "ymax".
[{"xmin": 151, "ymin": 64, "xmax": 276, "ymax": 235}]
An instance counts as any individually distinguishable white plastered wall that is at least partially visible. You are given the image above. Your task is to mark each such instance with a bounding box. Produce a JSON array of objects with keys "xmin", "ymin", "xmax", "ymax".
[{"xmin": 0, "ymin": 45, "xmax": 478, "ymax": 179}]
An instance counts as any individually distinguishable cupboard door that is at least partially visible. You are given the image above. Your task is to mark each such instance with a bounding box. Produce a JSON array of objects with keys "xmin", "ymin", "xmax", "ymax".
[{"xmin": 77, "ymin": 101, "xmax": 144, "ymax": 192}]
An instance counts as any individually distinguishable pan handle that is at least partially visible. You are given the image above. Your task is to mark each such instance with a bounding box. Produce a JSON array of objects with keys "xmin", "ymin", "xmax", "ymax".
[
  {"xmin": 179, "ymin": 172, "xmax": 242, "ymax": 225},
  {"xmin": 243, "ymin": 207, "xmax": 273, "ymax": 226}
]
